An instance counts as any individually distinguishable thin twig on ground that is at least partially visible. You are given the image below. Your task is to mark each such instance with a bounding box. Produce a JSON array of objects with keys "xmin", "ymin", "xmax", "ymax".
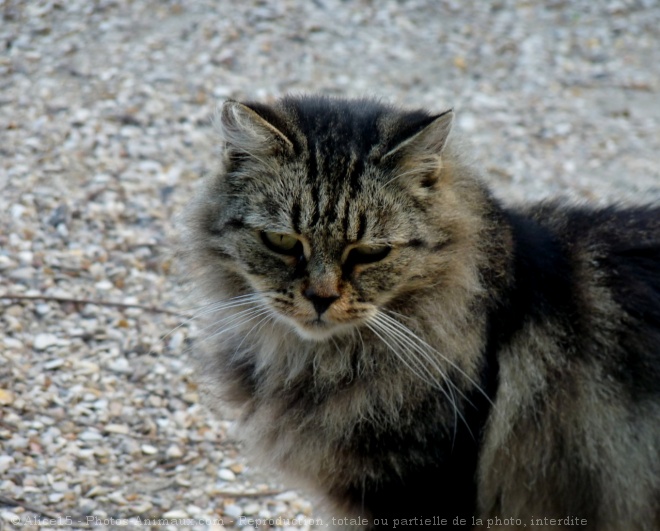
[
  {"xmin": 0, "ymin": 494, "xmax": 91, "ymax": 528},
  {"xmin": 0, "ymin": 294, "xmax": 188, "ymax": 318}
]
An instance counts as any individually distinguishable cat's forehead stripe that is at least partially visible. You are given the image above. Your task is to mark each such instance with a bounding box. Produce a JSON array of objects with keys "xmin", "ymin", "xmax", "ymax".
[
  {"xmin": 340, "ymin": 195, "xmax": 351, "ymax": 241},
  {"xmin": 307, "ymin": 141, "xmax": 321, "ymax": 228},
  {"xmin": 291, "ymin": 200, "xmax": 302, "ymax": 234}
]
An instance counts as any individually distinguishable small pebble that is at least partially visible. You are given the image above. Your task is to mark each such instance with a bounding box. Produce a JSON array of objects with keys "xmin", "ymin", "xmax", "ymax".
[
  {"xmin": 33, "ymin": 334, "xmax": 58, "ymax": 351},
  {"xmin": 130, "ymin": 502, "xmax": 153, "ymax": 514},
  {"xmin": 242, "ymin": 502, "xmax": 261, "ymax": 515},
  {"xmin": 51, "ymin": 481, "xmax": 69, "ymax": 492},
  {"xmin": 35, "ymin": 303, "xmax": 51, "ymax": 316},
  {"xmin": 104, "ymin": 424, "xmax": 130, "ymax": 435},
  {"xmin": 275, "ymin": 491, "xmax": 300, "ymax": 502},
  {"xmin": 1, "ymin": 511, "xmax": 21, "ymax": 524},
  {"xmin": 163, "ymin": 509, "xmax": 188, "ymax": 519},
  {"xmin": 218, "ymin": 468, "xmax": 236, "ymax": 481},
  {"xmin": 0, "ymin": 389, "xmax": 14, "ymax": 406},
  {"xmin": 94, "ymin": 280, "xmax": 114, "ymax": 291},
  {"xmin": 43, "ymin": 358, "xmax": 65, "ymax": 370},
  {"xmin": 3, "ymin": 337, "xmax": 23, "ymax": 349},
  {"xmin": 223, "ymin": 504, "xmax": 243, "ymax": 519},
  {"xmin": 166, "ymin": 445, "xmax": 183, "ymax": 459},
  {"xmin": 186, "ymin": 504, "xmax": 202, "ymax": 515},
  {"xmin": 79, "ymin": 499, "xmax": 97, "ymax": 516},
  {"xmin": 79, "ymin": 430, "xmax": 103, "ymax": 441},
  {"xmin": 141, "ymin": 444, "xmax": 158, "ymax": 455},
  {"xmin": 85, "ymin": 486, "xmax": 106, "ymax": 498},
  {"xmin": 0, "ymin": 456, "xmax": 15, "ymax": 474},
  {"xmin": 108, "ymin": 358, "xmax": 131, "ymax": 374}
]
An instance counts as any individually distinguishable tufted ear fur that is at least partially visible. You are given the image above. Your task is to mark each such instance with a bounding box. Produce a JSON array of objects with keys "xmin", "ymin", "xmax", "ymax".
[
  {"xmin": 219, "ymin": 100, "xmax": 294, "ymax": 164},
  {"xmin": 383, "ymin": 109, "xmax": 454, "ymax": 189},
  {"xmin": 384, "ymin": 109, "xmax": 453, "ymax": 160}
]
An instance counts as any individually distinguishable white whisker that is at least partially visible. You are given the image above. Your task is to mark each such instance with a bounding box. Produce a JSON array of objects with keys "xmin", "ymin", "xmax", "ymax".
[
  {"xmin": 199, "ymin": 306, "xmax": 271, "ymax": 346},
  {"xmin": 380, "ymin": 310, "xmax": 492, "ymax": 407},
  {"xmin": 192, "ymin": 303, "xmax": 268, "ymax": 338},
  {"xmin": 367, "ymin": 318, "xmax": 467, "ymax": 440},
  {"xmin": 160, "ymin": 293, "xmax": 264, "ymax": 343},
  {"xmin": 234, "ymin": 311, "xmax": 276, "ymax": 354},
  {"xmin": 365, "ymin": 322, "xmax": 434, "ymax": 387}
]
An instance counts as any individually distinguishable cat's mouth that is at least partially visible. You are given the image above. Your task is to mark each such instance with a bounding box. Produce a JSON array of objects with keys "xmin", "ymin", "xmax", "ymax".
[{"xmin": 293, "ymin": 317, "xmax": 354, "ymax": 341}]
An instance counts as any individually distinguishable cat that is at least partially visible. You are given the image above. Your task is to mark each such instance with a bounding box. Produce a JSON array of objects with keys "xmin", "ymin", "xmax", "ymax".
[{"xmin": 180, "ymin": 95, "xmax": 660, "ymax": 530}]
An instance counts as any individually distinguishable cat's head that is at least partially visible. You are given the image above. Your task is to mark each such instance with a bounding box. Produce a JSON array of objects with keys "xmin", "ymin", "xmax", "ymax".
[{"xmin": 192, "ymin": 96, "xmax": 482, "ymax": 341}]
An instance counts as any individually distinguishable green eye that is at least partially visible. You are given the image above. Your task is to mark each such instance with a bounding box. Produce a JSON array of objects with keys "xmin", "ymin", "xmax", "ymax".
[
  {"xmin": 346, "ymin": 244, "xmax": 391, "ymax": 266},
  {"xmin": 260, "ymin": 231, "xmax": 303, "ymax": 256}
]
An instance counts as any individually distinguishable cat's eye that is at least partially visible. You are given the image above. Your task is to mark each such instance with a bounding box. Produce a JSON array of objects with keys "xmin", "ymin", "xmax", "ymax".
[
  {"xmin": 260, "ymin": 231, "xmax": 303, "ymax": 256},
  {"xmin": 345, "ymin": 244, "xmax": 391, "ymax": 266}
]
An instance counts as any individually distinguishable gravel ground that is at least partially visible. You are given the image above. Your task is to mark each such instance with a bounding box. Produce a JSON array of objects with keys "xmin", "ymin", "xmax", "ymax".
[{"xmin": 1, "ymin": 0, "xmax": 659, "ymax": 529}]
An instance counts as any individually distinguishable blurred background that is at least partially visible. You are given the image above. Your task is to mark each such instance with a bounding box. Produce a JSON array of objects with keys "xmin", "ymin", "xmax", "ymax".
[{"xmin": 1, "ymin": 0, "xmax": 659, "ymax": 529}]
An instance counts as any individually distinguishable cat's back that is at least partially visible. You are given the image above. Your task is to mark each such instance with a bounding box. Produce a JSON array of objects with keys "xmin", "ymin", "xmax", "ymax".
[
  {"xmin": 523, "ymin": 202, "xmax": 660, "ymax": 374},
  {"xmin": 529, "ymin": 203, "xmax": 660, "ymax": 326},
  {"xmin": 479, "ymin": 202, "xmax": 660, "ymax": 529}
]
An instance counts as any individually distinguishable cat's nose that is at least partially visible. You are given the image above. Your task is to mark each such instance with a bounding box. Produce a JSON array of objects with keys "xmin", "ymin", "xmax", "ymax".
[{"xmin": 304, "ymin": 288, "xmax": 339, "ymax": 315}]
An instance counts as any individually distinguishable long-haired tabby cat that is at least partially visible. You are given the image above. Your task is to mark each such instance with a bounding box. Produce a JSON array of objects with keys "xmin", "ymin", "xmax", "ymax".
[{"xmin": 181, "ymin": 95, "xmax": 660, "ymax": 530}]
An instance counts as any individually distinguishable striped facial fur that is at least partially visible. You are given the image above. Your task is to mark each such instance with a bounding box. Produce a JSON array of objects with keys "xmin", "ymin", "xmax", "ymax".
[{"xmin": 199, "ymin": 97, "xmax": 462, "ymax": 341}]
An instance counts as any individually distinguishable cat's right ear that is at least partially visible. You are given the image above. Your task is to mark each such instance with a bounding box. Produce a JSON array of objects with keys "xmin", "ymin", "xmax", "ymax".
[
  {"xmin": 383, "ymin": 109, "xmax": 454, "ymax": 162},
  {"xmin": 218, "ymin": 100, "xmax": 294, "ymax": 160}
]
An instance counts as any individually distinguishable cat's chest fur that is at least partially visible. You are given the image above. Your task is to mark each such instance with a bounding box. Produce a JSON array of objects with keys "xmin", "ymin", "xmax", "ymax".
[{"xmin": 183, "ymin": 95, "xmax": 660, "ymax": 530}]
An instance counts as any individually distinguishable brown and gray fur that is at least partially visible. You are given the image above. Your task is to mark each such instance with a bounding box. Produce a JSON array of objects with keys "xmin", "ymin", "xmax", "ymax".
[{"xmin": 180, "ymin": 95, "xmax": 660, "ymax": 530}]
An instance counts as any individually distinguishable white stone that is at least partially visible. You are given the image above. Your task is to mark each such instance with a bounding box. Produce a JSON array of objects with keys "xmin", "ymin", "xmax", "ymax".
[
  {"xmin": 141, "ymin": 444, "xmax": 158, "ymax": 455},
  {"xmin": 108, "ymin": 358, "xmax": 131, "ymax": 374},
  {"xmin": 34, "ymin": 334, "xmax": 58, "ymax": 351},
  {"xmin": 218, "ymin": 468, "xmax": 236, "ymax": 481},
  {"xmin": 85, "ymin": 486, "xmax": 106, "ymax": 498},
  {"xmin": 275, "ymin": 490, "xmax": 299, "ymax": 501},
  {"xmin": 104, "ymin": 424, "xmax": 129, "ymax": 435},
  {"xmin": 166, "ymin": 445, "xmax": 183, "ymax": 459},
  {"xmin": 108, "ymin": 491, "xmax": 128, "ymax": 504},
  {"xmin": 130, "ymin": 502, "xmax": 153, "ymax": 514},
  {"xmin": 79, "ymin": 430, "xmax": 103, "ymax": 441},
  {"xmin": 163, "ymin": 509, "xmax": 188, "ymax": 519},
  {"xmin": 1, "ymin": 511, "xmax": 21, "ymax": 524},
  {"xmin": 10, "ymin": 204, "xmax": 26, "ymax": 219},
  {"xmin": 75, "ymin": 360, "xmax": 100, "ymax": 375},
  {"xmin": 51, "ymin": 481, "xmax": 69, "ymax": 492},
  {"xmin": 168, "ymin": 331, "xmax": 184, "ymax": 351},
  {"xmin": 0, "ymin": 456, "xmax": 14, "ymax": 474},
  {"xmin": 43, "ymin": 358, "xmax": 66, "ymax": 370},
  {"xmin": 94, "ymin": 280, "xmax": 114, "ymax": 291},
  {"xmin": 242, "ymin": 502, "xmax": 261, "ymax": 515},
  {"xmin": 223, "ymin": 504, "xmax": 242, "ymax": 519},
  {"xmin": 3, "ymin": 337, "xmax": 22, "ymax": 349},
  {"xmin": 92, "ymin": 399, "xmax": 108, "ymax": 410},
  {"xmin": 9, "ymin": 436, "xmax": 28, "ymax": 450},
  {"xmin": 35, "ymin": 303, "xmax": 50, "ymax": 316},
  {"xmin": 9, "ymin": 267, "xmax": 34, "ymax": 280},
  {"xmin": 17, "ymin": 251, "xmax": 33, "ymax": 264}
]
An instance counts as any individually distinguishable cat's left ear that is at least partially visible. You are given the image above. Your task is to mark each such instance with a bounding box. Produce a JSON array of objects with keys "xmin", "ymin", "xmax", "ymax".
[
  {"xmin": 383, "ymin": 109, "xmax": 454, "ymax": 161},
  {"xmin": 219, "ymin": 100, "xmax": 294, "ymax": 159}
]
